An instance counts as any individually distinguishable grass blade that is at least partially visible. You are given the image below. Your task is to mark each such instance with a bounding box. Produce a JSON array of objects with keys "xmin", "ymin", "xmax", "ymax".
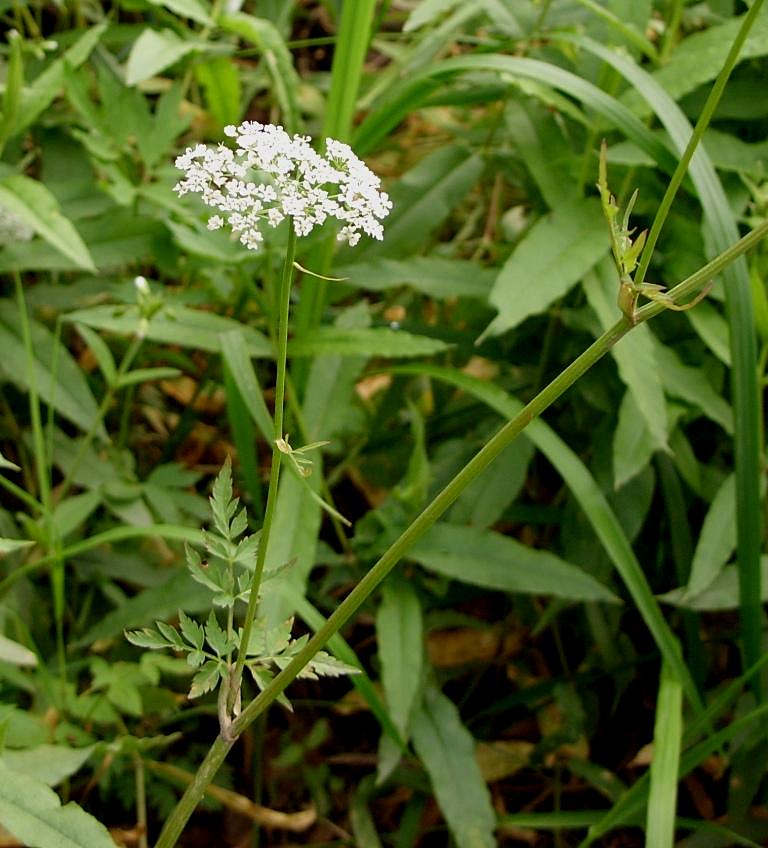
[{"xmin": 646, "ymin": 661, "xmax": 683, "ymax": 847}]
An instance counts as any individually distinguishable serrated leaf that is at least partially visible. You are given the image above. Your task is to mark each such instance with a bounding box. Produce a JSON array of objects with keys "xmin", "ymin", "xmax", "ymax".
[
  {"xmin": 188, "ymin": 661, "xmax": 221, "ymax": 698},
  {"xmin": 210, "ymin": 457, "xmax": 235, "ymax": 538},
  {"xmin": 303, "ymin": 651, "xmax": 361, "ymax": 679},
  {"xmin": 0, "ymin": 760, "xmax": 117, "ymax": 848},
  {"xmin": 412, "ymin": 685, "xmax": 496, "ymax": 848},
  {"xmin": 204, "ymin": 611, "xmax": 229, "ymax": 657},
  {"xmin": 178, "ymin": 610, "xmax": 204, "ymax": 650},
  {"xmin": 155, "ymin": 621, "xmax": 185, "ymax": 649},
  {"xmin": 124, "ymin": 628, "xmax": 173, "ymax": 651},
  {"xmin": 0, "ymin": 175, "xmax": 95, "ymax": 272},
  {"xmin": 229, "ymin": 507, "xmax": 248, "ymax": 540}
]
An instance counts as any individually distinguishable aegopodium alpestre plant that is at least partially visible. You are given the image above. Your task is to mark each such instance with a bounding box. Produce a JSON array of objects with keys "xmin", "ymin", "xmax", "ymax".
[{"xmin": 135, "ymin": 124, "xmax": 390, "ymax": 820}]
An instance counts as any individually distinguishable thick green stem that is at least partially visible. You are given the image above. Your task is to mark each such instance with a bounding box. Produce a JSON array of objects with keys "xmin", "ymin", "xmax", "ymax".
[
  {"xmin": 230, "ymin": 224, "xmax": 297, "ymax": 707},
  {"xmin": 154, "ymin": 221, "xmax": 768, "ymax": 844},
  {"xmin": 154, "ymin": 735, "xmax": 233, "ymax": 848}
]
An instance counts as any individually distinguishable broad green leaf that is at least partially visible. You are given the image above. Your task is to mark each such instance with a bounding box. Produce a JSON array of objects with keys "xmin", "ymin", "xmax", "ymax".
[
  {"xmin": 0, "ymin": 634, "xmax": 37, "ymax": 667},
  {"xmin": 484, "ymin": 197, "xmax": 608, "ymax": 337},
  {"xmin": 646, "ymin": 662, "xmax": 683, "ymax": 847},
  {"xmin": 194, "ymin": 57, "xmax": 242, "ymax": 129},
  {"xmin": 376, "ymin": 575, "xmax": 423, "ymax": 736},
  {"xmin": 505, "ymin": 99, "xmax": 580, "ymax": 208},
  {"xmin": 624, "ymin": 8, "xmax": 768, "ymax": 116},
  {"xmin": 65, "ymin": 304, "xmax": 271, "ymax": 357},
  {"xmin": 219, "ymin": 330, "xmax": 273, "ymax": 443},
  {"xmin": 412, "ymin": 685, "xmax": 496, "ymax": 848},
  {"xmin": 302, "ymin": 301, "xmax": 370, "ymax": 441},
  {"xmin": 410, "ymin": 523, "xmax": 620, "ymax": 603},
  {"xmin": 336, "ymin": 256, "xmax": 495, "ymax": 300},
  {"xmin": 663, "ymin": 559, "xmax": 768, "ymax": 612},
  {"xmin": 652, "ymin": 340, "xmax": 733, "ymax": 434},
  {"xmin": 685, "ymin": 300, "xmax": 731, "ymax": 366},
  {"xmin": 0, "ymin": 175, "xmax": 95, "ymax": 271},
  {"xmin": 686, "ymin": 474, "xmax": 736, "ymax": 598},
  {"xmin": 0, "ymin": 760, "xmax": 117, "ymax": 848},
  {"xmin": 449, "ymin": 436, "xmax": 534, "ymax": 529},
  {"xmin": 290, "ymin": 327, "xmax": 450, "ymax": 358},
  {"xmin": 0, "ymin": 302, "xmax": 103, "ymax": 437},
  {"xmin": 218, "ymin": 13, "xmax": 301, "ymax": 133},
  {"xmin": 125, "ymin": 29, "xmax": 199, "ymax": 87},
  {"xmin": 355, "ymin": 145, "xmax": 483, "ymax": 259},
  {"xmin": 613, "ymin": 390, "xmax": 654, "ymax": 490},
  {"xmin": 0, "ymin": 212, "xmax": 165, "ymax": 273},
  {"xmin": 52, "ymin": 491, "xmax": 101, "ymax": 539},
  {"xmin": 2, "ymin": 745, "xmax": 94, "ymax": 786},
  {"xmin": 260, "ymin": 471, "xmax": 322, "ymax": 628},
  {"xmin": 148, "ymin": 0, "xmax": 213, "ymax": 24},
  {"xmin": 584, "ymin": 263, "xmax": 668, "ymax": 451}
]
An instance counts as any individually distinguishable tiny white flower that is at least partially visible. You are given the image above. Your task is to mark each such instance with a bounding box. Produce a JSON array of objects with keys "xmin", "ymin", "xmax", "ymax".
[{"xmin": 174, "ymin": 123, "xmax": 392, "ymax": 251}]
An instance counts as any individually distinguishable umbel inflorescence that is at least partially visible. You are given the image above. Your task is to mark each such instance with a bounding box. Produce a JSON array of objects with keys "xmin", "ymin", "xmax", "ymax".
[{"xmin": 174, "ymin": 122, "xmax": 392, "ymax": 250}]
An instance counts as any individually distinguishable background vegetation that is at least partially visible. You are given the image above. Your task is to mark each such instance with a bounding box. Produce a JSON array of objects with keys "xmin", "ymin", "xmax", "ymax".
[{"xmin": 1, "ymin": 0, "xmax": 768, "ymax": 846}]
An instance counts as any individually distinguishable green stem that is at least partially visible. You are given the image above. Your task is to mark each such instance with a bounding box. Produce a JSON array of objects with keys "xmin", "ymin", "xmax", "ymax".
[
  {"xmin": 155, "ymin": 221, "xmax": 768, "ymax": 844},
  {"xmin": 230, "ymin": 224, "xmax": 297, "ymax": 707},
  {"xmin": 56, "ymin": 335, "xmax": 143, "ymax": 504},
  {"xmin": 13, "ymin": 273, "xmax": 51, "ymax": 513},
  {"xmin": 154, "ymin": 735, "xmax": 234, "ymax": 848},
  {"xmin": 634, "ymin": 0, "xmax": 765, "ymax": 287}
]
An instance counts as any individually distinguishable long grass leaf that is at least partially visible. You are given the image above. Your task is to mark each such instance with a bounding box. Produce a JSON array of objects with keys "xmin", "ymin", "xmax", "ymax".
[{"xmin": 646, "ymin": 662, "xmax": 683, "ymax": 846}]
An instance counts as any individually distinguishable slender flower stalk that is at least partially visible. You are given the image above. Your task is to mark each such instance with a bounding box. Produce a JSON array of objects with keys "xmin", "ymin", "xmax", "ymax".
[
  {"xmin": 170, "ymin": 125, "xmax": 391, "ymax": 735},
  {"xmin": 229, "ymin": 224, "xmax": 297, "ymax": 716}
]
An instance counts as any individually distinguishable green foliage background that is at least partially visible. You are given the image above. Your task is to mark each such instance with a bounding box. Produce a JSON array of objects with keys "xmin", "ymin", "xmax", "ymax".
[{"xmin": 1, "ymin": 1, "xmax": 768, "ymax": 846}]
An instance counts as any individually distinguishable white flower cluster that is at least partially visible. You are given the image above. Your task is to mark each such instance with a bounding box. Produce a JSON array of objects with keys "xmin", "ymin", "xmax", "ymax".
[
  {"xmin": 0, "ymin": 202, "xmax": 34, "ymax": 245},
  {"xmin": 174, "ymin": 122, "xmax": 392, "ymax": 251}
]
